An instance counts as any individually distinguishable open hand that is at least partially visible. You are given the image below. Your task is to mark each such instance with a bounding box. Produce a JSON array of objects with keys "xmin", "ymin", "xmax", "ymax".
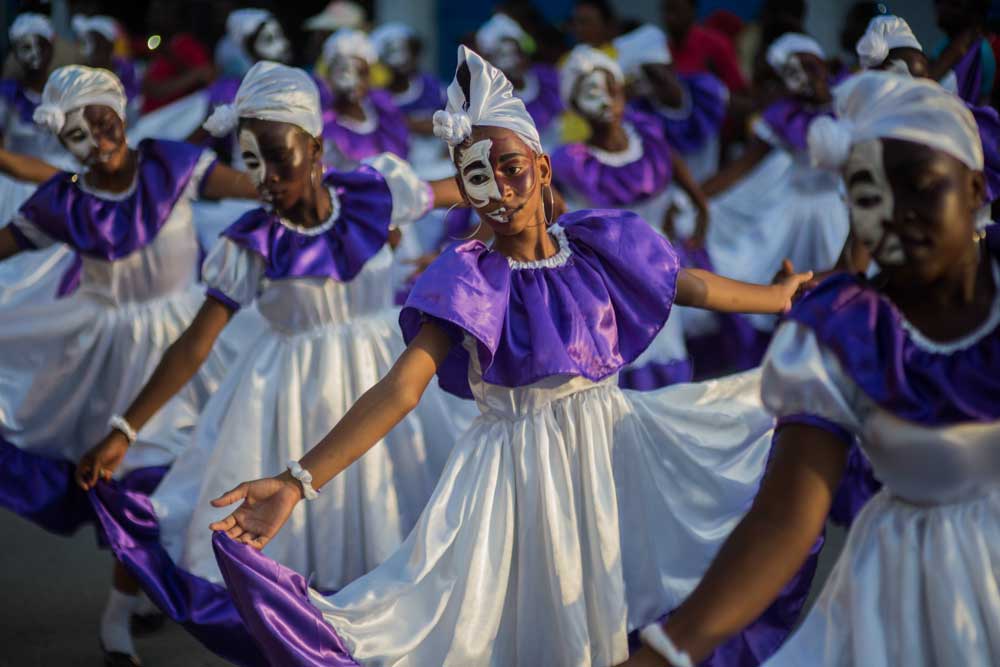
[
  {"xmin": 76, "ymin": 431, "xmax": 130, "ymax": 490},
  {"xmin": 772, "ymin": 259, "xmax": 814, "ymax": 312},
  {"xmin": 209, "ymin": 472, "xmax": 303, "ymax": 550}
]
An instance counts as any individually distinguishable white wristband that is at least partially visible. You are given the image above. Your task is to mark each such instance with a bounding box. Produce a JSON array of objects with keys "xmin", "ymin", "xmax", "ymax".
[
  {"xmin": 108, "ymin": 415, "xmax": 138, "ymax": 444},
  {"xmin": 639, "ymin": 623, "xmax": 694, "ymax": 667},
  {"xmin": 287, "ymin": 460, "xmax": 319, "ymax": 501}
]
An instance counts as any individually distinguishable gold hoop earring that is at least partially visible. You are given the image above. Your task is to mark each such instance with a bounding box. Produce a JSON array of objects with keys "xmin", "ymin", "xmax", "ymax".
[
  {"xmin": 447, "ymin": 204, "xmax": 484, "ymax": 241},
  {"xmin": 543, "ymin": 184, "xmax": 555, "ymax": 226}
]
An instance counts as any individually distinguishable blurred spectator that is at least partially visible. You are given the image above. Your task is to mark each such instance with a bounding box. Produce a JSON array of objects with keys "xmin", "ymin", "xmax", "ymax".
[
  {"xmin": 568, "ymin": 0, "xmax": 619, "ymax": 49},
  {"xmin": 303, "ymin": 1, "xmax": 369, "ymax": 75},
  {"xmin": 140, "ymin": 0, "xmax": 215, "ymax": 112},
  {"xmin": 931, "ymin": 0, "xmax": 995, "ymax": 104},
  {"xmin": 662, "ymin": 0, "xmax": 747, "ymax": 92}
]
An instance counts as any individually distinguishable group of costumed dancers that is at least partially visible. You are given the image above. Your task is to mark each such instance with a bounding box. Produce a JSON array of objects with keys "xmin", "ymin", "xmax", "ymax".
[{"xmin": 0, "ymin": 6, "xmax": 997, "ymax": 667}]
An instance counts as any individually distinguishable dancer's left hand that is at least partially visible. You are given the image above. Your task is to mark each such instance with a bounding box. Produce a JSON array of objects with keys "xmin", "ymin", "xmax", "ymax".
[
  {"xmin": 772, "ymin": 261, "xmax": 814, "ymax": 312},
  {"xmin": 76, "ymin": 432, "xmax": 130, "ymax": 490},
  {"xmin": 209, "ymin": 472, "xmax": 304, "ymax": 549}
]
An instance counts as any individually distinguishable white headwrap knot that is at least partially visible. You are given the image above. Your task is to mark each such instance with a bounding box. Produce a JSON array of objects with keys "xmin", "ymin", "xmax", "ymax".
[
  {"xmin": 203, "ymin": 61, "xmax": 323, "ymax": 138},
  {"xmin": 432, "ymin": 109, "xmax": 473, "ymax": 146},
  {"xmin": 476, "ymin": 13, "xmax": 527, "ymax": 55},
  {"xmin": 72, "ymin": 14, "xmax": 118, "ymax": 43},
  {"xmin": 766, "ymin": 32, "xmax": 825, "ymax": 72},
  {"xmin": 10, "ymin": 13, "xmax": 54, "ymax": 42},
  {"xmin": 559, "ymin": 44, "xmax": 623, "ymax": 106},
  {"xmin": 808, "ymin": 71, "xmax": 983, "ymax": 172},
  {"xmin": 226, "ymin": 8, "xmax": 273, "ymax": 47},
  {"xmin": 613, "ymin": 24, "xmax": 672, "ymax": 80},
  {"xmin": 34, "ymin": 65, "xmax": 126, "ymax": 134},
  {"xmin": 438, "ymin": 45, "xmax": 542, "ymax": 157},
  {"xmin": 856, "ymin": 15, "xmax": 923, "ymax": 69},
  {"xmin": 370, "ymin": 22, "xmax": 415, "ymax": 56},
  {"xmin": 321, "ymin": 28, "xmax": 377, "ymax": 67}
]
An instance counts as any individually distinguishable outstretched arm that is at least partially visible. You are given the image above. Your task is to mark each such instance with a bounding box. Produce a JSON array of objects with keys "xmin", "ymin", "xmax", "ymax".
[
  {"xmin": 0, "ymin": 148, "xmax": 60, "ymax": 183},
  {"xmin": 210, "ymin": 321, "xmax": 453, "ymax": 548},
  {"xmin": 76, "ymin": 298, "xmax": 234, "ymax": 488},
  {"xmin": 201, "ymin": 163, "xmax": 259, "ymax": 201},
  {"xmin": 624, "ymin": 425, "xmax": 847, "ymax": 665},
  {"xmin": 700, "ymin": 139, "xmax": 772, "ymax": 199},
  {"xmin": 675, "ymin": 266, "xmax": 812, "ymax": 314}
]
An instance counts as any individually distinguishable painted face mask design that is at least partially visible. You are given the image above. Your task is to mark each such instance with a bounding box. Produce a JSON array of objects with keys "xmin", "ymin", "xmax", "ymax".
[
  {"xmin": 254, "ymin": 20, "xmax": 291, "ymax": 63},
  {"xmin": 575, "ymin": 70, "xmax": 613, "ymax": 122},
  {"xmin": 459, "ymin": 139, "xmax": 506, "ymax": 220},
  {"xmin": 492, "ymin": 40, "xmax": 521, "ymax": 74},
  {"xmin": 780, "ymin": 54, "xmax": 811, "ymax": 95},
  {"xmin": 60, "ymin": 108, "xmax": 99, "ymax": 163},
  {"xmin": 15, "ymin": 35, "xmax": 44, "ymax": 72},
  {"xmin": 383, "ymin": 38, "xmax": 410, "ymax": 69},
  {"xmin": 239, "ymin": 128, "xmax": 269, "ymax": 199},
  {"xmin": 846, "ymin": 139, "xmax": 905, "ymax": 266}
]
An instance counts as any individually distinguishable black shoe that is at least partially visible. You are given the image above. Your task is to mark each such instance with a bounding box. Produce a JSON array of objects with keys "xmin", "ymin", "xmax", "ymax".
[
  {"xmin": 100, "ymin": 640, "xmax": 142, "ymax": 667},
  {"xmin": 130, "ymin": 611, "xmax": 166, "ymax": 637}
]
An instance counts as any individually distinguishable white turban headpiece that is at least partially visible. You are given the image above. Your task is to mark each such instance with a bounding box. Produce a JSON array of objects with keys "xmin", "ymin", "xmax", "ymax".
[
  {"xmin": 33, "ymin": 65, "xmax": 126, "ymax": 134},
  {"xmin": 433, "ymin": 45, "xmax": 542, "ymax": 156},
  {"xmin": 808, "ymin": 71, "xmax": 983, "ymax": 172},
  {"xmin": 856, "ymin": 15, "xmax": 922, "ymax": 69},
  {"xmin": 321, "ymin": 28, "xmax": 377, "ymax": 67},
  {"xmin": 226, "ymin": 9, "xmax": 273, "ymax": 48},
  {"xmin": 476, "ymin": 13, "xmax": 527, "ymax": 55},
  {"xmin": 203, "ymin": 61, "xmax": 323, "ymax": 138},
  {"xmin": 370, "ymin": 22, "xmax": 415, "ymax": 56},
  {"xmin": 559, "ymin": 44, "xmax": 623, "ymax": 106},
  {"xmin": 766, "ymin": 32, "xmax": 825, "ymax": 72},
  {"xmin": 613, "ymin": 24, "xmax": 672, "ymax": 80},
  {"xmin": 10, "ymin": 13, "xmax": 54, "ymax": 43},
  {"xmin": 71, "ymin": 14, "xmax": 118, "ymax": 43}
]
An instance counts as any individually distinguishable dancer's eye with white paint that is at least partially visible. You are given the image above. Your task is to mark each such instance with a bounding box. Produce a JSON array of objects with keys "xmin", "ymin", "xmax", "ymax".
[
  {"xmin": 781, "ymin": 55, "xmax": 809, "ymax": 94},
  {"xmin": 239, "ymin": 129, "xmax": 266, "ymax": 186},
  {"xmin": 459, "ymin": 139, "xmax": 502, "ymax": 208},
  {"xmin": 574, "ymin": 71, "xmax": 612, "ymax": 119},
  {"xmin": 254, "ymin": 20, "xmax": 290, "ymax": 62},
  {"xmin": 330, "ymin": 57, "xmax": 362, "ymax": 92},
  {"xmin": 60, "ymin": 109, "xmax": 97, "ymax": 162},
  {"xmin": 846, "ymin": 139, "xmax": 905, "ymax": 266},
  {"xmin": 15, "ymin": 36, "xmax": 43, "ymax": 70}
]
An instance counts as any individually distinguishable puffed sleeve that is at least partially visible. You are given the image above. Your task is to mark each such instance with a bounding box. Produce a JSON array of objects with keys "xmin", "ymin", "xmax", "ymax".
[
  {"xmin": 362, "ymin": 152, "xmax": 433, "ymax": 225},
  {"xmin": 761, "ymin": 321, "xmax": 865, "ymax": 444},
  {"xmin": 185, "ymin": 147, "xmax": 220, "ymax": 202},
  {"xmin": 8, "ymin": 213, "xmax": 58, "ymax": 249},
  {"xmin": 201, "ymin": 237, "xmax": 266, "ymax": 310}
]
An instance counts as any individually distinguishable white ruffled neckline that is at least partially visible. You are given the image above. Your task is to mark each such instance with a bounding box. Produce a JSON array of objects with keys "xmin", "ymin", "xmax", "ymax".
[
  {"xmin": 506, "ymin": 225, "xmax": 572, "ymax": 270},
  {"xmin": 277, "ymin": 187, "xmax": 342, "ymax": 235},
  {"xmin": 391, "ymin": 74, "xmax": 425, "ymax": 107},
  {"xmin": 336, "ymin": 100, "xmax": 378, "ymax": 135},
  {"xmin": 586, "ymin": 123, "xmax": 643, "ymax": 167}
]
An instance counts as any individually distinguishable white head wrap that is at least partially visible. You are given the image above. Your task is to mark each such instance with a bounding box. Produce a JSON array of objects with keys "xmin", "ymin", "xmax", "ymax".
[
  {"xmin": 856, "ymin": 15, "xmax": 922, "ymax": 69},
  {"xmin": 203, "ymin": 61, "xmax": 323, "ymax": 138},
  {"xmin": 10, "ymin": 13, "xmax": 54, "ymax": 43},
  {"xmin": 808, "ymin": 71, "xmax": 983, "ymax": 172},
  {"xmin": 613, "ymin": 24, "xmax": 672, "ymax": 80},
  {"xmin": 433, "ymin": 45, "xmax": 542, "ymax": 156},
  {"xmin": 766, "ymin": 32, "xmax": 825, "ymax": 72},
  {"xmin": 370, "ymin": 21, "xmax": 415, "ymax": 57},
  {"xmin": 559, "ymin": 44, "xmax": 623, "ymax": 106},
  {"xmin": 321, "ymin": 28, "xmax": 376, "ymax": 67},
  {"xmin": 476, "ymin": 13, "xmax": 527, "ymax": 55},
  {"xmin": 303, "ymin": 1, "xmax": 366, "ymax": 31},
  {"xmin": 226, "ymin": 9, "xmax": 273, "ymax": 48},
  {"xmin": 33, "ymin": 65, "xmax": 126, "ymax": 134},
  {"xmin": 72, "ymin": 15, "xmax": 118, "ymax": 43}
]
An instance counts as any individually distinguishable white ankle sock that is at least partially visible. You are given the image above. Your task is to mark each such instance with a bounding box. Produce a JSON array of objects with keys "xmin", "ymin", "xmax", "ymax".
[{"xmin": 100, "ymin": 588, "xmax": 140, "ymax": 658}]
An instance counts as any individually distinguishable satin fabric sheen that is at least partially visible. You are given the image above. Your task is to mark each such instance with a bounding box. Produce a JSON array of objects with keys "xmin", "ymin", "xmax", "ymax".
[
  {"xmin": 759, "ymin": 97, "xmax": 832, "ymax": 153},
  {"xmin": 632, "ymin": 72, "xmax": 728, "ymax": 155},
  {"xmin": 323, "ymin": 89, "xmax": 410, "ymax": 164},
  {"xmin": 400, "ymin": 210, "xmax": 679, "ymax": 399}
]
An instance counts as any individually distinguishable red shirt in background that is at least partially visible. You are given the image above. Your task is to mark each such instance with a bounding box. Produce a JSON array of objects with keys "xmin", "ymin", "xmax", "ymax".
[
  {"xmin": 672, "ymin": 24, "xmax": 747, "ymax": 93},
  {"xmin": 141, "ymin": 33, "xmax": 211, "ymax": 113}
]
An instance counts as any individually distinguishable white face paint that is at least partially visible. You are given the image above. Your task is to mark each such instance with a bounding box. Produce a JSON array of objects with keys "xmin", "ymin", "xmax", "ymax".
[
  {"xmin": 254, "ymin": 20, "xmax": 291, "ymax": 63},
  {"xmin": 60, "ymin": 108, "xmax": 99, "ymax": 163},
  {"xmin": 491, "ymin": 39, "xmax": 522, "ymax": 74},
  {"xmin": 574, "ymin": 70, "xmax": 613, "ymax": 122},
  {"xmin": 14, "ymin": 35, "xmax": 44, "ymax": 71},
  {"xmin": 846, "ymin": 139, "xmax": 905, "ymax": 266},
  {"xmin": 329, "ymin": 56, "xmax": 363, "ymax": 95},
  {"xmin": 239, "ymin": 128, "xmax": 270, "ymax": 200},
  {"xmin": 458, "ymin": 139, "xmax": 505, "ymax": 219},
  {"xmin": 780, "ymin": 54, "xmax": 810, "ymax": 95},
  {"xmin": 383, "ymin": 38, "xmax": 411, "ymax": 69},
  {"xmin": 80, "ymin": 33, "xmax": 96, "ymax": 59}
]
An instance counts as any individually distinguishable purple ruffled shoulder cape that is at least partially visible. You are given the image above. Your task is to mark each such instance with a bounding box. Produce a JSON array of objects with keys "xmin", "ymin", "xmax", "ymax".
[
  {"xmin": 632, "ymin": 72, "xmax": 728, "ymax": 155},
  {"xmin": 14, "ymin": 139, "xmax": 213, "ymax": 260},
  {"xmin": 0, "ymin": 79, "xmax": 37, "ymax": 123},
  {"xmin": 551, "ymin": 110, "xmax": 673, "ymax": 208},
  {"xmin": 400, "ymin": 209, "xmax": 680, "ymax": 399},
  {"xmin": 219, "ymin": 166, "xmax": 392, "ymax": 284},
  {"xmin": 323, "ymin": 89, "xmax": 410, "ymax": 162},
  {"xmin": 523, "ymin": 64, "xmax": 564, "ymax": 133},
  {"xmin": 759, "ymin": 97, "xmax": 832, "ymax": 153}
]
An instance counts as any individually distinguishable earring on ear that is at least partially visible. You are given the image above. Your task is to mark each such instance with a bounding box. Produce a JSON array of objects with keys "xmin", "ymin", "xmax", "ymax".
[{"xmin": 543, "ymin": 184, "xmax": 555, "ymax": 226}]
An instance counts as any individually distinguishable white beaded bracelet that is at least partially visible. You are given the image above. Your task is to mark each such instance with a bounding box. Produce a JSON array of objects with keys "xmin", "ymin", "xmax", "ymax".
[
  {"xmin": 286, "ymin": 460, "xmax": 319, "ymax": 501},
  {"xmin": 108, "ymin": 415, "xmax": 138, "ymax": 444},
  {"xmin": 639, "ymin": 623, "xmax": 694, "ymax": 667}
]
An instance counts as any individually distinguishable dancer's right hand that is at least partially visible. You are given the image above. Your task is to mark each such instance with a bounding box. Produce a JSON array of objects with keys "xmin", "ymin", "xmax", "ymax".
[
  {"xmin": 209, "ymin": 472, "xmax": 304, "ymax": 549},
  {"xmin": 76, "ymin": 432, "xmax": 130, "ymax": 490}
]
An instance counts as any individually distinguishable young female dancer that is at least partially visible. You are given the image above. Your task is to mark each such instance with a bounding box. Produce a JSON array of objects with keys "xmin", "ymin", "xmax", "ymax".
[
  {"xmin": 78, "ymin": 61, "xmax": 474, "ymax": 665},
  {"xmin": 0, "ymin": 65, "xmax": 258, "ymax": 665},
  {"xmin": 207, "ymin": 47, "xmax": 816, "ymax": 667},
  {"xmin": 370, "ymin": 22, "xmax": 446, "ymax": 135},
  {"xmin": 628, "ymin": 71, "xmax": 1000, "ymax": 667}
]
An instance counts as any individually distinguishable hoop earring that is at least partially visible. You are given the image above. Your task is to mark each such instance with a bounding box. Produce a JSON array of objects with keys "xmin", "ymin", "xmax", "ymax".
[
  {"xmin": 543, "ymin": 184, "xmax": 555, "ymax": 226},
  {"xmin": 446, "ymin": 204, "xmax": 484, "ymax": 241}
]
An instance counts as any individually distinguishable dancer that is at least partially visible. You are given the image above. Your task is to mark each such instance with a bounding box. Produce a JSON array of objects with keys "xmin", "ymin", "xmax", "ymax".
[
  {"xmin": 627, "ymin": 71, "xmax": 1000, "ymax": 667},
  {"xmin": 370, "ymin": 22, "xmax": 446, "ymax": 135},
  {"xmin": 72, "ymin": 15, "xmax": 141, "ymax": 111},
  {"xmin": 0, "ymin": 65, "xmax": 257, "ymax": 666},
  {"xmin": 209, "ymin": 46, "xmax": 815, "ymax": 667},
  {"xmin": 79, "ymin": 61, "xmax": 474, "ymax": 665}
]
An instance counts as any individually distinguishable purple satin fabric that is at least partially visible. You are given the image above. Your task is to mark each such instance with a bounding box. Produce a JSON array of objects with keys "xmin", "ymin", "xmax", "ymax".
[
  {"xmin": 523, "ymin": 64, "xmax": 564, "ymax": 133},
  {"xmin": 113, "ymin": 57, "xmax": 141, "ymax": 102},
  {"xmin": 633, "ymin": 72, "xmax": 728, "ymax": 155},
  {"xmin": 88, "ymin": 480, "xmax": 268, "ymax": 666},
  {"xmin": 551, "ymin": 110, "xmax": 673, "ymax": 207},
  {"xmin": 393, "ymin": 71, "xmax": 446, "ymax": 117},
  {"xmin": 400, "ymin": 209, "xmax": 680, "ymax": 399},
  {"xmin": 221, "ymin": 167, "xmax": 392, "ymax": 282},
  {"xmin": 0, "ymin": 79, "xmax": 38, "ymax": 123},
  {"xmin": 785, "ymin": 226, "xmax": 1000, "ymax": 425},
  {"xmin": 323, "ymin": 89, "xmax": 410, "ymax": 162},
  {"xmin": 213, "ymin": 533, "xmax": 360, "ymax": 667},
  {"xmin": 760, "ymin": 97, "xmax": 832, "ymax": 153},
  {"xmin": 952, "ymin": 40, "xmax": 986, "ymax": 105},
  {"xmin": 969, "ymin": 102, "xmax": 1000, "ymax": 202},
  {"xmin": 15, "ymin": 139, "xmax": 211, "ymax": 260},
  {"xmin": 619, "ymin": 358, "xmax": 693, "ymax": 390},
  {"xmin": 208, "ymin": 77, "xmax": 242, "ymax": 108}
]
